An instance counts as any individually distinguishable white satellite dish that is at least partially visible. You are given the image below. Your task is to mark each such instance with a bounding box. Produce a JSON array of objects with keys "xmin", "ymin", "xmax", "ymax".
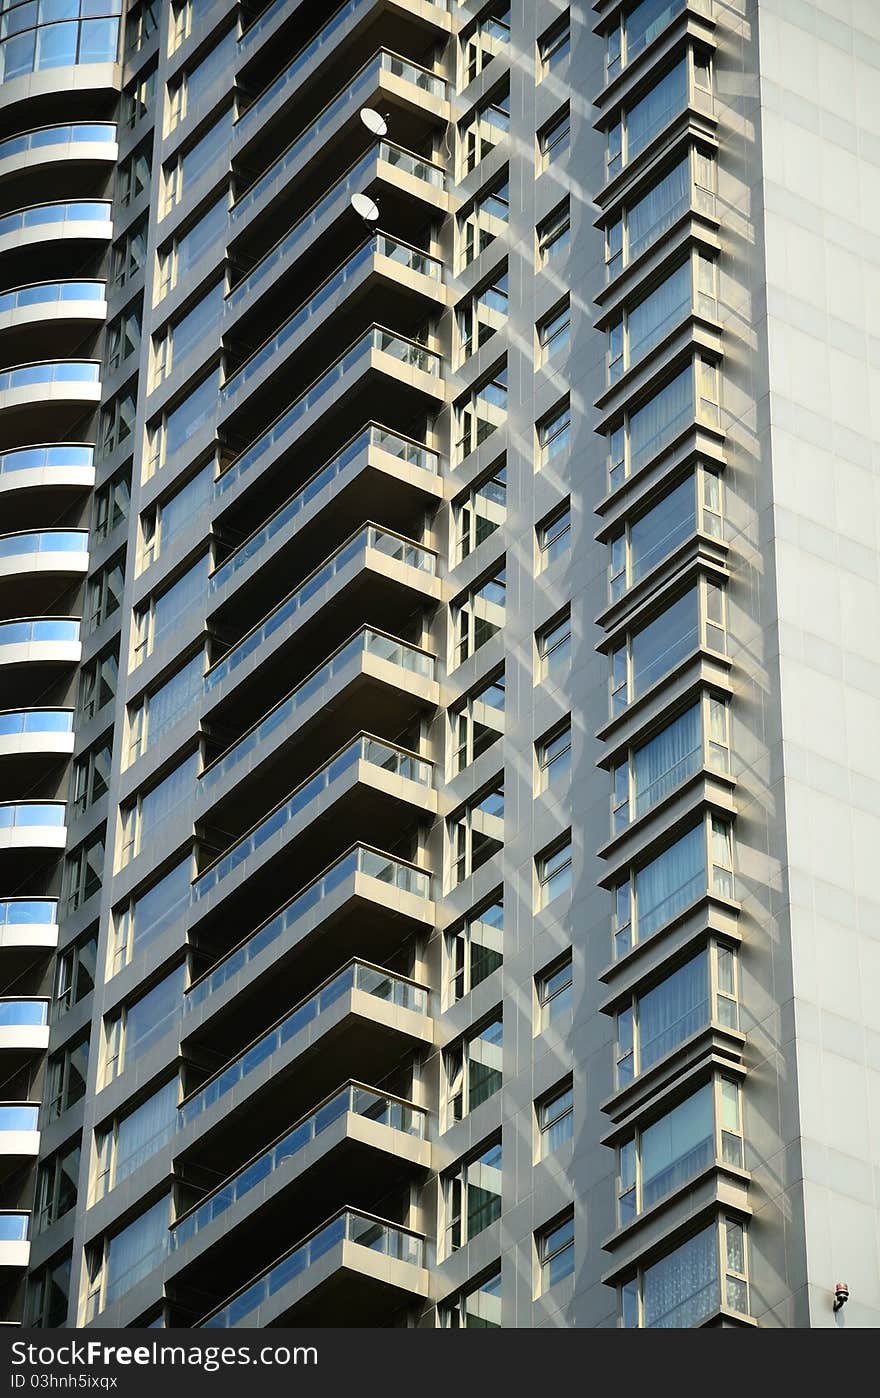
[
  {"xmin": 350, "ymin": 191, "xmax": 380, "ymax": 222},
  {"xmin": 359, "ymin": 107, "xmax": 388, "ymax": 137}
]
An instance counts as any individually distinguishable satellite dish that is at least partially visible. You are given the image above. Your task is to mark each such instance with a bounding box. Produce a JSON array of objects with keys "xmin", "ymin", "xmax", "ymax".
[
  {"xmin": 350, "ymin": 192, "xmax": 380, "ymax": 222},
  {"xmin": 359, "ymin": 107, "xmax": 388, "ymax": 137}
]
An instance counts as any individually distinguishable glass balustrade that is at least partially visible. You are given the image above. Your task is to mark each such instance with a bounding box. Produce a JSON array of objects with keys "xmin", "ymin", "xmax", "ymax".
[
  {"xmin": 0, "ymin": 1001, "xmax": 48, "ymax": 1026},
  {"xmin": 0, "ymin": 804, "xmax": 65, "ymax": 829},
  {"xmin": 0, "ymin": 899, "xmax": 58, "ymax": 927},
  {"xmin": 194, "ymin": 737, "xmax": 432, "ymax": 900},
  {"xmin": 0, "ymin": 1104, "xmax": 40, "ymax": 1131},
  {"xmin": 0, "ymin": 203, "xmax": 111, "ymax": 240},
  {"xmin": 0, "ymin": 445, "xmax": 93, "ymax": 479},
  {"xmin": 0, "ymin": 711, "xmax": 73, "ymax": 737},
  {"xmin": 0, "ymin": 283, "xmax": 105, "ymax": 316},
  {"xmin": 173, "ymin": 1085, "xmax": 425, "ymax": 1250},
  {"xmin": 0, "ymin": 618, "xmax": 80, "ymax": 647},
  {"xmin": 211, "ymin": 426, "xmax": 438, "ymax": 589},
  {"xmin": 200, "ymin": 629, "xmax": 434, "ymax": 791},
  {"xmin": 186, "ymin": 847, "xmax": 430, "ymax": 1010},
  {"xmin": 217, "ymin": 329, "xmax": 441, "ymax": 494},
  {"xmin": 205, "ymin": 527, "xmax": 435, "ymax": 691},
  {"xmin": 0, "ymin": 1214, "xmax": 29, "ymax": 1241},
  {"xmin": 180, "ymin": 963, "xmax": 428, "ymax": 1126},
  {"xmin": 0, "ymin": 123, "xmax": 116, "ymax": 162},
  {"xmin": 0, "ymin": 532, "xmax": 88, "ymax": 559},
  {"xmin": 200, "ymin": 1209, "xmax": 424, "ymax": 1328},
  {"xmin": 0, "ymin": 362, "xmax": 100, "ymax": 392}
]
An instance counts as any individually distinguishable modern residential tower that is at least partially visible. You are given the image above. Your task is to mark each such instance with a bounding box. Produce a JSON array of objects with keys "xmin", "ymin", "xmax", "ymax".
[{"xmin": 1, "ymin": 0, "xmax": 878, "ymax": 1330}]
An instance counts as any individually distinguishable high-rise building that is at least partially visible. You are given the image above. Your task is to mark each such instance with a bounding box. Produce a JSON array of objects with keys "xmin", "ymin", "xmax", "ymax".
[{"xmin": 0, "ymin": 0, "xmax": 878, "ymax": 1331}]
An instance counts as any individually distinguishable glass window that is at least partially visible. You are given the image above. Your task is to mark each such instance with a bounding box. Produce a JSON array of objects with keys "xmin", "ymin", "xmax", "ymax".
[
  {"xmin": 449, "ymin": 781, "xmax": 504, "ymax": 886},
  {"xmin": 614, "ymin": 817, "xmax": 733, "ymax": 958},
  {"xmin": 607, "ymin": 259, "xmax": 692, "ymax": 384},
  {"xmin": 102, "ymin": 966, "xmax": 185, "ymax": 1085},
  {"xmin": 45, "ymin": 1035, "xmax": 89, "ymax": 1121},
  {"xmin": 538, "ymin": 502, "xmax": 571, "ymax": 568},
  {"xmin": 539, "ymin": 105, "xmax": 570, "ymax": 166},
  {"xmin": 126, "ymin": 652, "xmax": 204, "ymax": 766},
  {"xmin": 151, "ymin": 281, "xmax": 223, "ymax": 386},
  {"xmin": 34, "ymin": 1139, "xmax": 80, "ymax": 1233},
  {"xmin": 444, "ymin": 1139, "xmax": 502, "ymax": 1254},
  {"xmin": 147, "ymin": 371, "xmax": 218, "ymax": 477},
  {"xmin": 25, "ymin": 1253, "xmax": 71, "ymax": 1328},
  {"xmin": 445, "ymin": 1015, "xmax": 503, "ymax": 1126},
  {"xmin": 621, "ymin": 1216, "xmax": 750, "ymax": 1327},
  {"xmin": 119, "ymin": 751, "xmax": 198, "ymax": 866},
  {"xmin": 606, "ymin": 59, "xmax": 687, "ymax": 178},
  {"xmin": 539, "ymin": 1212, "xmax": 574, "ymax": 1289},
  {"xmin": 132, "ymin": 555, "xmax": 209, "ymax": 664},
  {"xmin": 452, "ymin": 563, "xmax": 506, "ymax": 665},
  {"xmin": 461, "ymin": 3, "xmax": 510, "ymax": 85},
  {"xmin": 88, "ymin": 1193, "xmax": 172, "ymax": 1318},
  {"xmin": 610, "ymin": 587, "xmax": 700, "ymax": 712},
  {"xmin": 611, "ymin": 702, "xmax": 702, "ymax": 830},
  {"xmin": 63, "ymin": 828, "xmax": 105, "ymax": 915},
  {"xmin": 52, "ymin": 929, "xmax": 97, "ymax": 1020},
  {"xmin": 138, "ymin": 464, "xmax": 212, "ymax": 571},
  {"xmin": 457, "ymin": 268, "xmax": 508, "ymax": 363},
  {"xmin": 162, "ymin": 109, "xmax": 231, "ymax": 213},
  {"xmin": 539, "ymin": 12, "xmax": 570, "ymax": 75},
  {"xmin": 538, "ymin": 837, "xmax": 572, "ymax": 906},
  {"xmin": 166, "ymin": 26, "xmax": 234, "ymax": 129},
  {"xmin": 609, "ymin": 474, "xmax": 698, "ymax": 599},
  {"xmin": 456, "ymin": 364, "xmax": 507, "ymax": 460},
  {"xmin": 618, "ymin": 1082, "xmax": 717, "ymax": 1221},
  {"xmin": 461, "ymin": 84, "xmax": 509, "ymax": 175},
  {"xmin": 454, "ymin": 462, "xmax": 507, "ymax": 562},
  {"xmin": 447, "ymin": 896, "xmax": 503, "ymax": 1003},
  {"xmin": 450, "ymin": 668, "xmax": 505, "ymax": 774},
  {"xmin": 92, "ymin": 1077, "xmax": 178, "ymax": 1201},
  {"xmin": 537, "ymin": 199, "xmax": 570, "ymax": 263},
  {"xmin": 539, "ymin": 1081, "xmax": 573, "ymax": 1154},
  {"xmin": 110, "ymin": 857, "xmax": 191, "ymax": 976},
  {"xmin": 158, "ymin": 197, "xmax": 226, "ymax": 299},
  {"xmin": 538, "ymin": 298, "xmax": 570, "ymax": 361},
  {"xmin": 538, "ymin": 721, "xmax": 572, "ymax": 789},
  {"xmin": 538, "ymin": 609, "xmax": 571, "ymax": 673},
  {"xmin": 538, "ymin": 398, "xmax": 570, "ymax": 461},
  {"xmin": 84, "ymin": 554, "xmax": 124, "ymax": 634},
  {"xmin": 538, "ymin": 954, "xmax": 572, "ymax": 1027},
  {"xmin": 441, "ymin": 1267, "xmax": 501, "ymax": 1328},
  {"xmin": 71, "ymin": 737, "xmax": 112, "ymax": 816},
  {"xmin": 460, "ymin": 172, "xmax": 509, "ymax": 268}
]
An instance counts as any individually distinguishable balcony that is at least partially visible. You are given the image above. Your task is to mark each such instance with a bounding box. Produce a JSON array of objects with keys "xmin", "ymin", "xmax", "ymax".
[
  {"xmin": 0, "ymin": 711, "xmax": 74, "ymax": 786},
  {"xmin": 0, "ymin": 1000, "xmax": 49, "ymax": 1054},
  {"xmin": 0, "ymin": 619, "xmax": 81, "ymax": 681},
  {"xmin": 0, "ymin": 122, "xmax": 117, "ymax": 185},
  {"xmin": 198, "ymin": 1208, "xmax": 428, "ymax": 1328},
  {"xmin": 0, "ymin": 9, "xmax": 121, "ymax": 111},
  {"xmin": 0, "ymin": 802, "xmax": 66, "ymax": 856},
  {"xmin": 0, "ymin": 281, "xmax": 107, "ymax": 361},
  {"xmin": 0, "ymin": 1214, "xmax": 29, "ymax": 1271},
  {"xmin": 0, "ymin": 530, "xmax": 89, "ymax": 582},
  {"xmin": 168, "ymin": 1085, "xmax": 428, "ymax": 1300},
  {"xmin": 179, "ymin": 962, "xmax": 432, "ymax": 1164},
  {"xmin": 0, "ymin": 360, "xmax": 100, "ymax": 428},
  {"xmin": 0, "ymin": 202, "xmax": 112, "ymax": 270},
  {"xmin": 0, "ymin": 899, "xmax": 58, "ymax": 957},
  {"xmin": 0, "ymin": 444, "xmax": 94, "ymax": 500},
  {"xmin": 0, "ymin": 1106, "xmax": 40, "ymax": 1185}
]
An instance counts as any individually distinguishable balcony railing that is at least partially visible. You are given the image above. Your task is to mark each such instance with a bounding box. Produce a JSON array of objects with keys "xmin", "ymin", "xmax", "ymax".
[
  {"xmin": 0, "ymin": 1214, "xmax": 29, "ymax": 1241},
  {"xmin": 172, "ymin": 1083, "xmax": 426, "ymax": 1250},
  {"xmin": 228, "ymin": 140, "xmax": 445, "ymax": 305},
  {"xmin": 211, "ymin": 425, "xmax": 438, "ymax": 590},
  {"xmin": 234, "ymin": 49, "xmax": 444, "ymax": 222},
  {"xmin": 0, "ymin": 1001, "xmax": 48, "ymax": 1027},
  {"xmin": 199, "ymin": 1208, "xmax": 424, "ymax": 1328},
  {"xmin": 186, "ymin": 846, "xmax": 430, "ymax": 1011},
  {"xmin": 0, "ymin": 710, "xmax": 73, "ymax": 737},
  {"xmin": 0, "ymin": 1104, "xmax": 39, "ymax": 1131},
  {"xmin": 0, "ymin": 803, "xmax": 65, "ymax": 829},
  {"xmin": 0, "ymin": 282, "xmax": 105, "ymax": 317},
  {"xmin": 217, "ymin": 327, "xmax": 441, "ymax": 494},
  {"xmin": 0, "ymin": 122, "xmax": 116, "ymax": 161},
  {"xmin": 0, "ymin": 361, "xmax": 100, "ymax": 392},
  {"xmin": 205, "ymin": 526, "xmax": 436, "ymax": 691},
  {"xmin": 224, "ymin": 235, "xmax": 442, "ymax": 398},
  {"xmin": 0, "ymin": 899, "xmax": 57, "ymax": 928},
  {"xmin": 195, "ymin": 735, "xmax": 432, "ymax": 900},
  {"xmin": 0, "ymin": 203, "xmax": 111, "ymax": 241},
  {"xmin": 0, "ymin": 444, "xmax": 93, "ymax": 480},
  {"xmin": 0, "ymin": 531, "xmax": 88, "ymax": 560},
  {"xmin": 0, "ymin": 618, "xmax": 80, "ymax": 648},
  {"xmin": 200, "ymin": 628, "xmax": 435, "ymax": 792},
  {"xmin": 179, "ymin": 961, "xmax": 429, "ymax": 1126}
]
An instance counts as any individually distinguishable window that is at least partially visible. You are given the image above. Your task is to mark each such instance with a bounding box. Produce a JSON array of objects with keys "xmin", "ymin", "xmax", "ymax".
[
  {"xmin": 447, "ymin": 895, "xmax": 503, "ymax": 1003},
  {"xmin": 450, "ymin": 669, "xmax": 505, "ymax": 774},
  {"xmin": 539, "ymin": 12, "xmax": 570, "ymax": 76},
  {"xmin": 606, "ymin": 59, "xmax": 687, "ymax": 179},
  {"xmin": 609, "ymin": 466, "xmax": 722, "ymax": 599},
  {"xmin": 34, "ymin": 1140, "xmax": 80, "ymax": 1233},
  {"xmin": 537, "ymin": 837, "xmax": 572, "ymax": 907},
  {"xmin": 606, "ymin": 257, "xmax": 702, "ymax": 383},
  {"xmin": 538, "ymin": 297, "xmax": 570, "ymax": 363},
  {"xmin": 123, "ymin": 64, "xmax": 156, "ymax": 129},
  {"xmin": 611, "ymin": 695, "xmax": 729, "ymax": 831},
  {"xmin": 449, "ymin": 780, "xmax": 504, "ymax": 886},
  {"xmin": 538, "ymin": 501, "xmax": 571, "ymax": 568},
  {"xmin": 165, "ymin": 27, "xmax": 235, "ymax": 131},
  {"xmin": 455, "ymin": 363, "xmax": 507, "ymax": 460},
  {"xmin": 111, "ymin": 217, "xmax": 147, "ymax": 290},
  {"xmin": 440, "ymin": 1267, "xmax": 501, "ymax": 1328},
  {"xmin": 444, "ymin": 1139, "xmax": 502, "ymax": 1254},
  {"xmin": 44, "ymin": 1035, "xmax": 89, "ymax": 1122},
  {"xmin": 460, "ymin": 173, "xmax": 509, "ymax": 268},
  {"xmin": 460, "ymin": 84, "xmax": 509, "ymax": 175},
  {"xmin": 126, "ymin": 652, "xmax": 204, "ymax": 766},
  {"xmin": 157, "ymin": 198, "xmax": 226, "ymax": 299},
  {"xmin": 124, "ymin": 0, "xmax": 157, "ymax": 56},
  {"xmin": 78, "ymin": 642, "xmax": 118, "ymax": 722},
  {"xmin": 605, "ymin": 149, "xmax": 716, "ymax": 280},
  {"xmin": 168, "ymin": 0, "xmax": 192, "ymax": 51},
  {"xmin": 607, "ymin": 361, "xmax": 715, "ymax": 489},
  {"xmin": 106, "ymin": 300, "xmax": 142, "ymax": 373},
  {"xmin": 538, "ymin": 1211, "xmax": 574, "ymax": 1290},
  {"xmin": 138, "ymin": 465, "xmax": 212, "ymax": 572},
  {"xmin": 161, "ymin": 110, "xmax": 231, "ymax": 215},
  {"xmin": 537, "ymin": 608, "xmax": 571, "ymax": 675},
  {"xmin": 445, "ymin": 1014, "xmax": 503, "ymax": 1126},
  {"xmin": 151, "ymin": 281, "xmax": 223, "ymax": 387},
  {"xmin": 537, "ymin": 199, "xmax": 570, "ymax": 263},
  {"xmin": 606, "ymin": 0, "xmax": 686, "ymax": 81},
  {"xmin": 461, "ymin": 3, "xmax": 510, "ymax": 86},
  {"xmin": 71, "ymin": 738, "xmax": 112, "ymax": 817},
  {"xmin": 145, "ymin": 371, "xmax": 218, "ymax": 479},
  {"xmin": 84, "ymin": 554, "xmax": 125, "ymax": 635},
  {"xmin": 538, "ymin": 398, "xmax": 570, "ymax": 462},
  {"xmin": 118, "ymin": 752, "xmax": 199, "ymax": 867},
  {"xmin": 615, "ymin": 944, "xmax": 739, "ymax": 1086},
  {"xmin": 25, "ymin": 1253, "xmax": 71, "ymax": 1328},
  {"xmin": 538, "ymin": 721, "xmax": 572, "ymax": 790},
  {"xmin": 84, "ymin": 1194, "xmax": 172, "ymax": 1321},
  {"xmin": 538, "ymin": 1080, "xmax": 573, "ymax": 1155},
  {"xmin": 93, "ymin": 466, "xmax": 130, "ymax": 542},
  {"xmin": 52, "ymin": 930, "xmax": 97, "ymax": 1021},
  {"xmin": 101, "ymin": 966, "xmax": 185, "ymax": 1087},
  {"xmin": 110, "ymin": 857, "xmax": 191, "ymax": 976},
  {"xmin": 115, "ymin": 141, "xmax": 150, "ymax": 208},
  {"xmin": 618, "ymin": 1077, "xmax": 743, "ymax": 1224},
  {"xmin": 452, "ymin": 562, "xmax": 506, "ymax": 665},
  {"xmin": 454, "ymin": 462, "xmax": 507, "ymax": 562},
  {"xmin": 92, "ymin": 1078, "xmax": 178, "ymax": 1202},
  {"xmin": 538, "ymin": 954, "xmax": 572, "ymax": 1028},
  {"xmin": 132, "ymin": 556, "xmax": 209, "ymax": 665},
  {"xmin": 539, "ymin": 105, "xmax": 570, "ymax": 168},
  {"xmin": 457, "ymin": 269, "xmax": 508, "ymax": 363},
  {"xmin": 620, "ymin": 1216, "xmax": 750, "ymax": 1327},
  {"xmin": 63, "ymin": 829, "xmax": 105, "ymax": 915},
  {"xmin": 99, "ymin": 387, "xmax": 136, "ymax": 457},
  {"xmin": 609, "ymin": 580, "xmax": 726, "ymax": 713},
  {"xmin": 613, "ymin": 816, "xmax": 735, "ymax": 959}
]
